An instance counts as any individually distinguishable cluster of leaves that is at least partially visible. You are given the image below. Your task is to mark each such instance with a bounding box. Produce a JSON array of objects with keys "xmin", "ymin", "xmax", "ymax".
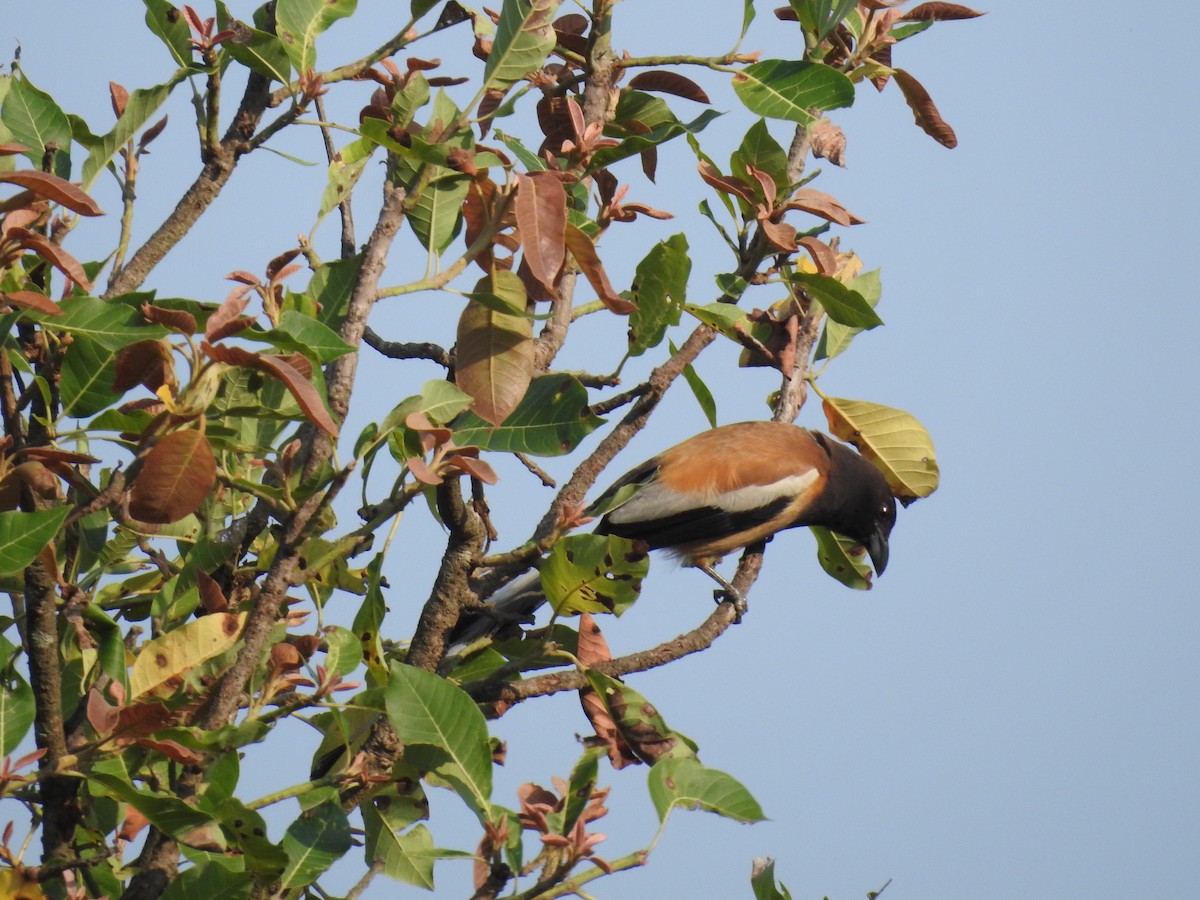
[{"xmin": 0, "ymin": 0, "xmax": 977, "ymax": 897}]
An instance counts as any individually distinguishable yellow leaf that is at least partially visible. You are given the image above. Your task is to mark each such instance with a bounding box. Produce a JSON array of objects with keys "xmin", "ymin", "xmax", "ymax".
[
  {"xmin": 822, "ymin": 397, "xmax": 940, "ymax": 502},
  {"xmin": 130, "ymin": 613, "xmax": 247, "ymax": 699}
]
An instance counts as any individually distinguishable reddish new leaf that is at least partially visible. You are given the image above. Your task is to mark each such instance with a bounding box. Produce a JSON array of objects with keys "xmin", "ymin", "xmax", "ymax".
[
  {"xmin": 2, "ymin": 290, "xmax": 62, "ymax": 316},
  {"xmin": 135, "ymin": 738, "xmax": 205, "ymax": 765},
  {"xmin": 782, "ymin": 189, "xmax": 865, "ymax": 226},
  {"xmin": 798, "ymin": 236, "xmax": 838, "ymax": 276},
  {"xmin": 902, "ymin": 2, "xmax": 984, "ymax": 20},
  {"xmin": 810, "ymin": 119, "xmax": 847, "ymax": 165},
  {"xmin": 196, "ymin": 568, "xmax": 229, "ymax": 614},
  {"xmin": 627, "ymin": 71, "xmax": 711, "ymax": 104},
  {"xmin": 697, "ymin": 160, "xmax": 757, "ymax": 204},
  {"xmin": 0, "ymin": 170, "xmax": 104, "ymax": 216},
  {"xmin": 9, "ymin": 228, "xmax": 93, "ymax": 290},
  {"xmin": 142, "ymin": 303, "xmax": 197, "ymax": 334},
  {"xmin": 455, "ymin": 289, "xmax": 535, "ymax": 426},
  {"xmin": 746, "ymin": 164, "xmax": 777, "ymax": 207},
  {"xmin": 760, "ymin": 218, "xmax": 797, "ymax": 252},
  {"xmin": 87, "ymin": 688, "xmax": 120, "ymax": 737},
  {"xmin": 0, "ymin": 143, "xmax": 30, "ymax": 156},
  {"xmin": 109, "ymin": 81, "xmax": 129, "ymax": 118},
  {"xmin": 129, "ymin": 429, "xmax": 216, "ymax": 524},
  {"xmin": 446, "ymin": 453, "xmax": 499, "ymax": 484},
  {"xmin": 254, "ymin": 353, "xmax": 340, "ymax": 438},
  {"xmin": 406, "ymin": 456, "xmax": 444, "ymax": 485},
  {"xmin": 266, "ymin": 247, "xmax": 302, "ymax": 281},
  {"xmin": 892, "ymin": 68, "xmax": 958, "ymax": 148},
  {"xmin": 515, "ymin": 171, "xmax": 567, "ymax": 291},
  {"xmin": 205, "ymin": 287, "xmax": 254, "ymax": 341},
  {"xmin": 113, "ymin": 340, "xmax": 173, "ymax": 393},
  {"xmin": 563, "ymin": 224, "xmax": 637, "ymax": 315},
  {"xmin": 139, "ymin": 115, "xmax": 169, "ymax": 150},
  {"xmin": 19, "ymin": 447, "xmax": 101, "ymax": 465}
]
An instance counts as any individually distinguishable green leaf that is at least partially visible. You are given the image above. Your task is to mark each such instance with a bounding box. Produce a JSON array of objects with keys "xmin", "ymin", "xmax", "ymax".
[
  {"xmin": 217, "ymin": 3, "xmax": 292, "ymax": 83},
  {"xmin": 275, "ymin": 0, "xmax": 358, "ymax": 73},
  {"xmin": 160, "ymin": 862, "xmax": 253, "ymax": 900},
  {"xmin": 589, "ymin": 108, "xmax": 721, "ymax": 173},
  {"xmin": 452, "ymin": 374, "xmax": 603, "ymax": 456},
  {"xmin": 540, "ymin": 534, "xmax": 648, "ymax": 617},
  {"xmin": 674, "ymin": 340, "xmax": 718, "ymax": 428},
  {"xmin": 409, "ymin": 171, "xmax": 471, "ymax": 253},
  {"xmin": 455, "ymin": 284, "xmax": 535, "ymax": 427},
  {"xmin": 751, "ymin": 858, "xmax": 794, "ymax": 900},
  {"xmin": 256, "ymin": 310, "xmax": 354, "ymax": 364},
  {"xmin": 143, "ymin": 0, "xmax": 194, "ymax": 67},
  {"xmin": 789, "ymin": 271, "xmax": 882, "ymax": 328},
  {"xmin": 362, "ymin": 818, "xmax": 435, "ymax": 888},
  {"xmin": 0, "ymin": 634, "xmax": 34, "ymax": 756},
  {"xmin": 34, "ymin": 296, "xmax": 168, "ymax": 349},
  {"xmin": 483, "ymin": 0, "xmax": 563, "ymax": 90},
  {"xmin": 584, "ymin": 668, "xmax": 699, "ymax": 765},
  {"xmin": 731, "ymin": 60, "xmax": 855, "ymax": 124},
  {"xmin": 811, "ymin": 525, "xmax": 873, "ymax": 589},
  {"xmin": 82, "ymin": 74, "xmax": 183, "ymax": 190},
  {"xmin": 315, "ymin": 136, "xmax": 375, "ymax": 225},
  {"xmin": 0, "ymin": 507, "xmax": 69, "ymax": 575},
  {"xmin": 60, "ymin": 334, "xmax": 126, "ymax": 417},
  {"xmin": 684, "ymin": 301, "xmax": 748, "ymax": 336},
  {"xmin": 731, "ymin": 119, "xmax": 789, "ymax": 195},
  {"xmin": 821, "ymin": 397, "xmax": 940, "ymax": 501},
  {"xmin": 816, "ymin": 268, "xmax": 881, "ymax": 360},
  {"xmin": 2, "ymin": 71, "xmax": 73, "ymax": 178},
  {"xmin": 214, "ymin": 797, "xmax": 288, "ymax": 875},
  {"xmin": 628, "ymin": 234, "xmax": 690, "ymax": 357},
  {"xmin": 322, "ymin": 626, "xmax": 363, "ymax": 678},
  {"xmin": 279, "ymin": 802, "xmax": 353, "ymax": 888},
  {"xmin": 647, "ymin": 757, "xmax": 766, "ymax": 823},
  {"xmin": 385, "ymin": 661, "xmax": 493, "ymax": 816},
  {"xmin": 90, "ymin": 772, "xmax": 217, "ymax": 839}
]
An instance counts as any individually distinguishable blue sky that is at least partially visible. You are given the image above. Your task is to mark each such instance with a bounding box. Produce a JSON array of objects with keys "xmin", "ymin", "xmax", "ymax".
[{"xmin": 5, "ymin": 2, "xmax": 1199, "ymax": 898}]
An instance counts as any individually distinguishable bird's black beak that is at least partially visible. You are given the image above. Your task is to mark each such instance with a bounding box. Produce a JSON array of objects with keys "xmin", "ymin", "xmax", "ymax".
[{"xmin": 866, "ymin": 528, "xmax": 889, "ymax": 576}]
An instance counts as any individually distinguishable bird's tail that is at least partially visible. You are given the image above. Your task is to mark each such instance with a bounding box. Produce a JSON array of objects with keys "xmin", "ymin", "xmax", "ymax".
[{"xmin": 450, "ymin": 569, "xmax": 546, "ymax": 648}]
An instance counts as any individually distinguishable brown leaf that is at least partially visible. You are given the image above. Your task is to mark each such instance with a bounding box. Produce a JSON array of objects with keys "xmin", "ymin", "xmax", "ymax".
[
  {"xmin": 135, "ymin": 737, "xmax": 205, "ymax": 765},
  {"xmin": 142, "ymin": 302, "xmax": 197, "ymax": 334},
  {"xmin": 476, "ymin": 89, "xmax": 507, "ymax": 138},
  {"xmin": 782, "ymin": 189, "xmax": 865, "ymax": 226},
  {"xmin": 760, "ymin": 218, "xmax": 797, "ymax": 252},
  {"xmin": 114, "ymin": 700, "xmax": 174, "ymax": 737},
  {"xmin": 697, "ymin": 160, "xmax": 757, "ymax": 204},
  {"xmin": 266, "ymin": 247, "xmax": 303, "ymax": 281},
  {"xmin": 205, "ymin": 287, "xmax": 254, "ymax": 342},
  {"xmin": 446, "ymin": 453, "xmax": 499, "ymax": 484},
  {"xmin": 254, "ymin": 353, "xmax": 340, "ymax": 438},
  {"xmin": 0, "ymin": 170, "xmax": 104, "ymax": 216},
  {"xmin": 0, "ymin": 143, "xmax": 30, "ymax": 156},
  {"xmin": 454, "ymin": 285, "xmax": 535, "ymax": 426},
  {"xmin": 109, "ymin": 81, "xmax": 129, "ymax": 118},
  {"xmin": 563, "ymin": 224, "xmax": 636, "ymax": 315},
  {"xmin": 463, "ymin": 179, "xmax": 497, "ymax": 272},
  {"xmin": 902, "ymin": 2, "xmax": 984, "ymax": 20},
  {"xmin": 139, "ymin": 115, "xmax": 169, "ymax": 150},
  {"xmin": 798, "ymin": 236, "xmax": 838, "ymax": 276},
  {"xmin": 2, "ymin": 290, "xmax": 62, "ymax": 316},
  {"xmin": 19, "ymin": 446, "xmax": 100, "ymax": 465},
  {"xmin": 87, "ymin": 688, "xmax": 120, "ymax": 737},
  {"xmin": 640, "ymin": 145, "xmax": 658, "ymax": 183},
  {"xmin": 774, "ymin": 6, "xmax": 799, "ymax": 20},
  {"xmin": 196, "ymin": 568, "xmax": 229, "ymax": 614},
  {"xmin": 745, "ymin": 164, "xmax": 777, "ymax": 207},
  {"xmin": 514, "ymin": 171, "xmax": 567, "ymax": 291},
  {"xmin": 810, "ymin": 119, "xmax": 847, "ymax": 166},
  {"xmin": 114, "ymin": 340, "xmax": 174, "ymax": 393},
  {"xmin": 118, "ymin": 808, "xmax": 151, "ymax": 843},
  {"xmin": 9, "ymin": 228, "xmax": 93, "ymax": 290},
  {"xmin": 129, "ymin": 429, "xmax": 217, "ymax": 524},
  {"xmin": 627, "ymin": 71, "xmax": 711, "ymax": 104},
  {"xmin": 406, "ymin": 456, "xmax": 444, "ymax": 485},
  {"xmin": 892, "ymin": 68, "xmax": 958, "ymax": 148}
]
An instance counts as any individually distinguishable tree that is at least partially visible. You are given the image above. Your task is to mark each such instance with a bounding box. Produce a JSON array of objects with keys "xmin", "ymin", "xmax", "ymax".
[{"xmin": 0, "ymin": 1, "xmax": 974, "ymax": 897}]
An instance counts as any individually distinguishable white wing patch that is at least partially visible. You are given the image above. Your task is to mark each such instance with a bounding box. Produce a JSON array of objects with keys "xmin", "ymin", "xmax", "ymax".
[{"xmin": 605, "ymin": 469, "xmax": 820, "ymax": 524}]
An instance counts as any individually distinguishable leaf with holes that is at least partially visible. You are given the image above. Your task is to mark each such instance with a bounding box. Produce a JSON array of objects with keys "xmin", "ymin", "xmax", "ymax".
[
  {"xmin": 129, "ymin": 429, "xmax": 217, "ymax": 525},
  {"xmin": 129, "ymin": 613, "xmax": 247, "ymax": 699},
  {"xmin": 452, "ymin": 373, "xmax": 603, "ymax": 456},
  {"xmin": 648, "ymin": 757, "xmax": 766, "ymax": 824},
  {"xmin": 811, "ymin": 525, "xmax": 873, "ymax": 589},
  {"xmin": 821, "ymin": 396, "xmax": 940, "ymax": 502},
  {"xmin": 541, "ymin": 534, "xmax": 648, "ymax": 617}
]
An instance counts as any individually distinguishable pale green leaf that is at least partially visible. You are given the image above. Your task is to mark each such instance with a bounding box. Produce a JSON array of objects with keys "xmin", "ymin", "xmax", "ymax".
[
  {"xmin": 0, "ymin": 507, "xmax": 69, "ymax": 575},
  {"xmin": 821, "ymin": 396, "xmax": 940, "ymax": 501},
  {"xmin": 732, "ymin": 59, "xmax": 854, "ymax": 124},
  {"xmin": 647, "ymin": 757, "xmax": 766, "ymax": 823}
]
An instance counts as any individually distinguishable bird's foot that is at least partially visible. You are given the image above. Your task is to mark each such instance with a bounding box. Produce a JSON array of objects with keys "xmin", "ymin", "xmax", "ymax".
[{"xmin": 699, "ymin": 563, "xmax": 748, "ymax": 622}]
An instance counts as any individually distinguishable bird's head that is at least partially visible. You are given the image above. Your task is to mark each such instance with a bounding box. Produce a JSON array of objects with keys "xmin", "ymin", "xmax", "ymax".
[{"xmin": 810, "ymin": 435, "xmax": 897, "ymax": 575}]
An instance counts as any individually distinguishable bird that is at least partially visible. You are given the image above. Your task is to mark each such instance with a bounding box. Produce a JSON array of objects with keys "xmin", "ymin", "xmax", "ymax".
[{"xmin": 456, "ymin": 421, "xmax": 896, "ymax": 645}]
